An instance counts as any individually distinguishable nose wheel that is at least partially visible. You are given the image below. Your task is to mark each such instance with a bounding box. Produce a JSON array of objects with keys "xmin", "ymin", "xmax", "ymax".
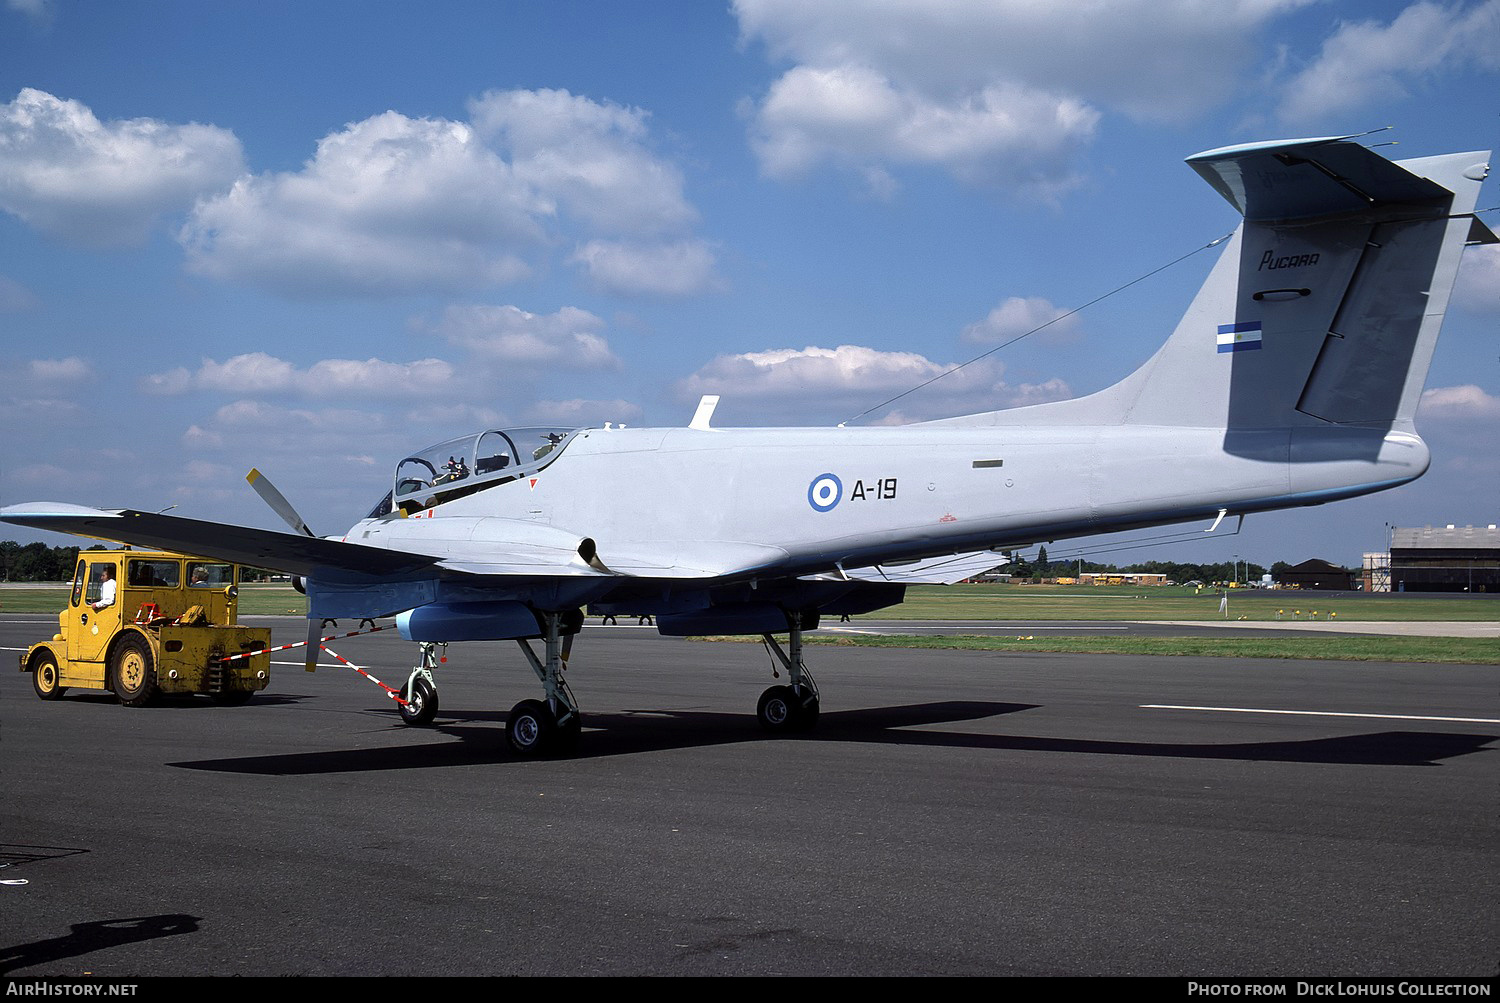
[
  {"xmin": 397, "ymin": 642, "xmax": 442, "ymax": 726},
  {"xmin": 399, "ymin": 675, "xmax": 438, "ymax": 726}
]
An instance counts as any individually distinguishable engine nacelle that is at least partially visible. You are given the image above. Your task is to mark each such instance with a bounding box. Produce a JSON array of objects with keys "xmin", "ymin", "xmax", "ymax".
[{"xmin": 397, "ymin": 601, "xmax": 544, "ymax": 642}]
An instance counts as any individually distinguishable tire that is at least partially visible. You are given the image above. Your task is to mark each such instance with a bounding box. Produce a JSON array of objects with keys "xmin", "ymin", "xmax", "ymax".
[
  {"xmin": 111, "ymin": 634, "xmax": 157, "ymax": 707},
  {"xmin": 507, "ymin": 699, "xmax": 555, "ymax": 757},
  {"xmin": 30, "ymin": 649, "xmax": 66, "ymax": 701},
  {"xmin": 757, "ymin": 685, "xmax": 798, "ymax": 733},
  {"xmin": 398, "ymin": 676, "xmax": 438, "ymax": 726}
]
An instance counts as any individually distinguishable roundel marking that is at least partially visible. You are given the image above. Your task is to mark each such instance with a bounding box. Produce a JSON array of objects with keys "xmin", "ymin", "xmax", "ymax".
[{"xmin": 808, "ymin": 473, "xmax": 842, "ymax": 512}]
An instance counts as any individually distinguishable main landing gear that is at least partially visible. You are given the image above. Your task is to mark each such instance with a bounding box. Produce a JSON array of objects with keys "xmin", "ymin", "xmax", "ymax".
[
  {"xmin": 757, "ymin": 612, "xmax": 820, "ymax": 734},
  {"xmin": 506, "ymin": 610, "xmax": 582, "ymax": 758},
  {"xmin": 394, "ymin": 612, "xmax": 582, "ymax": 756},
  {"xmin": 395, "ymin": 606, "xmax": 823, "ymax": 753}
]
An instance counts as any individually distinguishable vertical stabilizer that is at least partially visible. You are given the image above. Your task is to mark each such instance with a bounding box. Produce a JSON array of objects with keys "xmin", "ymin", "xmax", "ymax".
[{"xmin": 928, "ymin": 138, "xmax": 1492, "ymax": 435}]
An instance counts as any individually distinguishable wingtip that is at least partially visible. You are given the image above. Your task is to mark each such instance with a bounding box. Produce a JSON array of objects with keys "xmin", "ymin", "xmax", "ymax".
[{"xmin": 0, "ymin": 501, "xmax": 120, "ymax": 521}]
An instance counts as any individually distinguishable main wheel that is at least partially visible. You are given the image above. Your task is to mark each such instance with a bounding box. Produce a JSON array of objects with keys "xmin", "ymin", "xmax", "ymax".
[
  {"xmin": 30, "ymin": 649, "xmax": 65, "ymax": 701},
  {"xmin": 398, "ymin": 676, "xmax": 438, "ymax": 726},
  {"xmin": 110, "ymin": 635, "xmax": 157, "ymax": 707},
  {"xmin": 507, "ymin": 699, "xmax": 556, "ymax": 757},
  {"xmin": 757, "ymin": 685, "xmax": 798, "ymax": 733}
]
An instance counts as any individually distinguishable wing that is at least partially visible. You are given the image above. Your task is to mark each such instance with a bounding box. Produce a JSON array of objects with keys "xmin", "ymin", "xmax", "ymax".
[
  {"xmin": 0, "ymin": 502, "xmax": 790, "ymax": 583},
  {"xmin": 0, "ymin": 502, "xmax": 437, "ymax": 579}
]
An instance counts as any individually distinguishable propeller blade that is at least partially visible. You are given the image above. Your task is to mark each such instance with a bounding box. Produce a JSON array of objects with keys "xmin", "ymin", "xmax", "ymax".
[
  {"xmin": 246, "ymin": 468, "xmax": 315, "ymax": 538},
  {"xmin": 305, "ymin": 617, "xmax": 321, "ymax": 672}
]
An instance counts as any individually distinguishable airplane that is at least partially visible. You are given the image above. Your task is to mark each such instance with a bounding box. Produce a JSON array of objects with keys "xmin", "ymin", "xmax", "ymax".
[{"xmin": 4, "ymin": 134, "xmax": 1493, "ymax": 756}]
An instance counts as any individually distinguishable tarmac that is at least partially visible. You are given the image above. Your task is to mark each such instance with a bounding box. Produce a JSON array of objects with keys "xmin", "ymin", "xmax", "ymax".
[{"xmin": 2, "ymin": 615, "xmax": 1495, "ymax": 976}]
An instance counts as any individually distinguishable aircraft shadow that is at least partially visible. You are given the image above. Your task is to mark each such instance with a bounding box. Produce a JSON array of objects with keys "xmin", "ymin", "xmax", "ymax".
[
  {"xmin": 169, "ymin": 701, "xmax": 1496, "ymax": 775},
  {"xmin": 46, "ymin": 693, "xmax": 307, "ymax": 709},
  {"xmin": 0, "ymin": 914, "xmax": 200, "ymax": 975},
  {"xmin": 0, "ymin": 844, "xmax": 89, "ymax": 870}
]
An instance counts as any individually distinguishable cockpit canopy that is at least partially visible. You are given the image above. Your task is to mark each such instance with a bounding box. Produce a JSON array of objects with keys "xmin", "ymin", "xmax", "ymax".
[{"xmin": 374, "ymin": 426, "xmax": 580, "ymax": 517}]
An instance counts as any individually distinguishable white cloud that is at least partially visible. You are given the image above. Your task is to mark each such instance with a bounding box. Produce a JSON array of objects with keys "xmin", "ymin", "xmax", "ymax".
[
  {"xmin": 468, "ymin": 88, "xmax": 697, "ymax": 235},
  {"xmin": 0, "ymin": 275, "xmax": 39, "ymax": 312},
  {"xmin": 524, "ymin": 398, "xmax": 644, "ymax": 426},
  {"xmin": 180, "ymin": 112, "xmax": 540, "ymax": 297},
  {"xmin": 0, "ymin": 88, "xmax": 244, "ymax": 246},
  {"xmin": 680, "ymin": 343, "xmax": 962, "ymax": 397},
  {"xmin": 6, "ymin": 0, "xmax": 52, "ymax": 21},
  {"xmin": 400, "ymin": 401, "xmax": 510, "ymax": 429},
  {"xmin": 962, "ymin": 296, "xmax": 1081, "ymax": 344},
  {"xmin": 144, "ymin": 352, "xmax": 455, "ymax": 398},
  {"xmin": 1, "ymin": 88, "xmax": 718, "ymax": 298},
  {"xmin": 182, "ymin": 424, "xmax": 223, "ymax": 449},
  {"xmin": 417, "ymin": 304, "xmax": 620, "ymax": 369},
  {"xmin": 1277, "ymin": 1, "xmax": 1500, "ymax": 123},
  {"xmin": 1419, "ymin": 384, "xmax": 1500, "ymax": 419},
  {"xmin": 675, "ymin": 343, "xmax": 1071, "ymax": 422},
  {"xmin": 304, "ymin": 358, "xmax": 454, "ymax": 396},
  {"xmin": 569, "ymin": 239, "xmax": 722, "ymax": 297},
  {"xmin": 27, "ymin": 356, "xmax": 92, "ymax": 381},
  {"xmin": 1454, "ymin": 242, "xmax": 1500, "ymax": 314},
  {"xmin": 749, "ymin": 62, "xmax": 1098, "ymax": 197},
  {"xmin": 174, "ymin": 400, "xmax": 401, "ymax": 511},
  {"xmin": 177, "ymin": 89, "xmax": 718, "ymax": 298},
  {"xmin": 10, "ymin": 462, "xmax": 71, "ymax": 486},
  {"xmin": 734, "ymin": 0, "xmax": 1312, "ymax": 194}
]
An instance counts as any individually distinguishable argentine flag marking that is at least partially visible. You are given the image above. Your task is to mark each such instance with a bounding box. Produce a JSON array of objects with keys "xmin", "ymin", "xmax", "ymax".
[{"xmin": 1217, "ymin": 321, "xmax": 1263, "ymax": 353}]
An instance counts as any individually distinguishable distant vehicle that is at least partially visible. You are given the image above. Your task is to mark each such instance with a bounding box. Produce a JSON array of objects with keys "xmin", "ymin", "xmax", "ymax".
[
  {"xmin": 21, "ymin": 550, "xmax": 271, "ymax": 705},
  {"xmin": 4, "ymin": 134, "xmax": 1492, "ymax": 753}
]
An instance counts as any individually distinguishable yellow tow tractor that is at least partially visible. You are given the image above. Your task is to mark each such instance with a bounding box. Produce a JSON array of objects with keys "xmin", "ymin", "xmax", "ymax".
[{"xmin": 21, "ymin": 550, "xmax": 272, "ymax": 705}]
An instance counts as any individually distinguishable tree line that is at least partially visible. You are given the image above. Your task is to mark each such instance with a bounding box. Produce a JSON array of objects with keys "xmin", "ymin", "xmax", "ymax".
[
  {"xmin": 1, "ymin": 541, "xmax": 279, "ymax": 582},
  {"xmin": 0, "ymin": 541, "xmax": 85, "ymax": 582},
  {"xmin": 1006, "ymin": 547, "xmax": 1277, "ymax": 585}
]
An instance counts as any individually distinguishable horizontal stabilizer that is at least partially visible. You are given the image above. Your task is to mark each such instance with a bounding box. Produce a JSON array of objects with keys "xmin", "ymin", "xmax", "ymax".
[{"xmin": 1187, "ymin": 137, "xmax": 1451, "ymax": 221}]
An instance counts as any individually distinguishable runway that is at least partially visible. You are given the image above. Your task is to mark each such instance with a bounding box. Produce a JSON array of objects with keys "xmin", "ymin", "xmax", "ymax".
[{"xmin": 2, "ymin": 615, "xmax": 1495, "ymax": 976}]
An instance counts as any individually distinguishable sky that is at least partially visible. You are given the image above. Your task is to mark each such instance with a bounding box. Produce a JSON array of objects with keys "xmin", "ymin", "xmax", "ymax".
[{"xmin": 1, "ymin": 0, "xmax": 1496, "ymax": 572}]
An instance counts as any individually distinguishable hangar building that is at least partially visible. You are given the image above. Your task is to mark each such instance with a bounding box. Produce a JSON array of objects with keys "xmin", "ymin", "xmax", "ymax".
[{"xmin": 1383, "ymin": 525, "xmax": 1500, "ymax": 593}]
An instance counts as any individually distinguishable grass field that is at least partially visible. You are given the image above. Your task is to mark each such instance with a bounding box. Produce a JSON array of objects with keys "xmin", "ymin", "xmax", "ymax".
[
  {"xmin": 3, "ymin": 582, "xmax": 1495, "ymax": 621},
  {"xmin": 0, "ymin": 583, "xmax": 308, "ymax": 616},
  {"xmin": 796, "ymin": 633, "xmax": 1497, "ymax": 664},
  {"xmin": 4, "ymin": 582, "xmax": 1494, "ymax": 663},
  {"xmin": 883, "ymin": 583, "xmax": 1499, "ymax": 621}
]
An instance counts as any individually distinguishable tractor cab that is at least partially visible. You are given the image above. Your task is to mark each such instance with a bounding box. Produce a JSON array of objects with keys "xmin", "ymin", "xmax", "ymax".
[{"xmin": 24, "ymin": 549, "xmax": 271, "ymax": 705}]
